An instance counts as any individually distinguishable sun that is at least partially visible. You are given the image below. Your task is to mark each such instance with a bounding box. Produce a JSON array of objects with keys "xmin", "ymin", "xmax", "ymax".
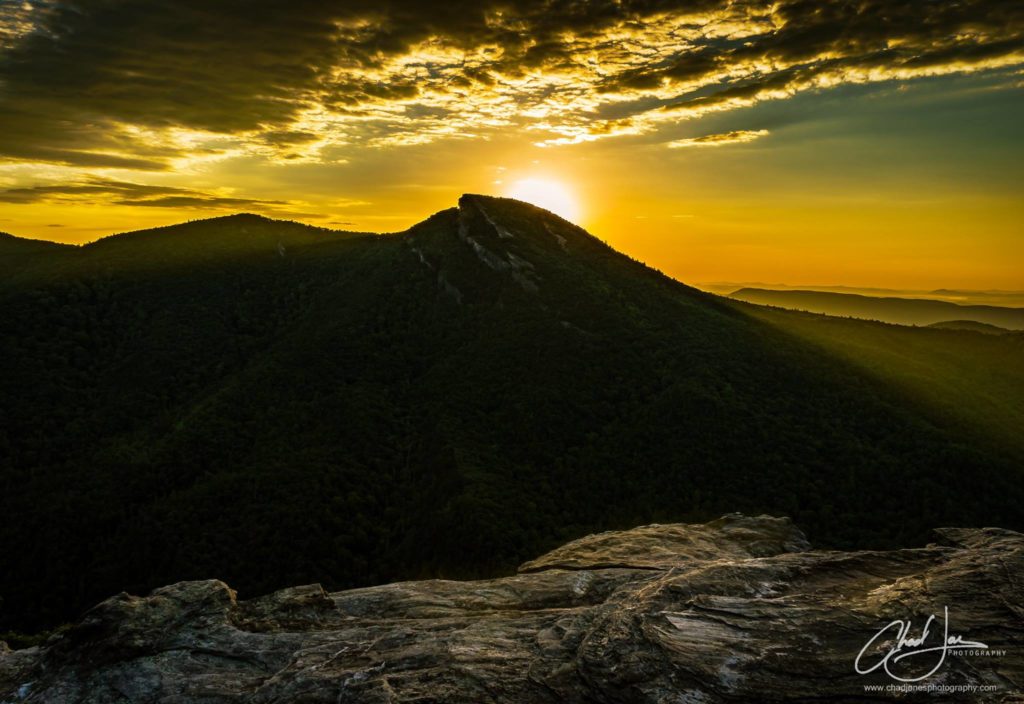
[{"xmin": 503, "ymin": 178, "xmax": 582, "ymax": 223}]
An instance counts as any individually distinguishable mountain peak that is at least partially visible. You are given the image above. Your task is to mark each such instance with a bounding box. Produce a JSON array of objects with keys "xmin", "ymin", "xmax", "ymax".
[
  {"xmin": 458, "ymin": 193, "xmax": 578, "ymax": 228},
  {"xmin": 385, "ymin": 191, "xmax": 637, "ymax": 310},
  {"xmin": 454, "ymin": 192, "xmax": 598, "ymax": 252},
  {"xmin": 76, "ymin": 212, "xmax": 364, "ymax": 265}
]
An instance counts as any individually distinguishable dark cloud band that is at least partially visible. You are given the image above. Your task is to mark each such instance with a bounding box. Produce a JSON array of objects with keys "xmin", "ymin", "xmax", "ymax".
[
  {"xmin": 0, "ymin": 177, "xmax": 285, "ymax": 211},
  {"xmin": 0, "ymin": 0, "xmax": 1020, "ymax": 165}
]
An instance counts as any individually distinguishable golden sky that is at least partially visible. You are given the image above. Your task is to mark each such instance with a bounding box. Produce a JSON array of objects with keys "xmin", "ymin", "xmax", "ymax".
[{"xmin": 1, "ymin": 0, "xmax": 1022, "ymax": 289}]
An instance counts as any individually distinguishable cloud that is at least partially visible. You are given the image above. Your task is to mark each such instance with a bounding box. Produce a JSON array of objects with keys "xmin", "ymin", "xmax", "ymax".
[
  {"xmin": 668, "ymin": 129, "xmax": 770, "ymax": 148},
  {"xmin": 113, "ymin": 195, "xmax": 287, "ymax": 209},
  {"xmin": 0, "ymin": 178, "xmax": 285, "ymax": 211},
  {"xmin": 0, "ymin": 180, "xmax": 185, "ymax": 204},
  {"xmin": 0, "ymin": 0, "xmax": 1020, "ymax": 165}
]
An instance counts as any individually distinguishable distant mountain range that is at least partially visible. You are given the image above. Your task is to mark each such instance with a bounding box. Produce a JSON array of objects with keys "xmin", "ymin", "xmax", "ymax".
[
  {"xmin": 927, "ymin": 319, "xmax": 1011, "ymax": 334},
  {"xmin": 700, "ymin": 281, "xmax": 1024, "ymax": 307},
  {"xmin": 1, "ymin": 196, "xmax": 1022, "ymax": 634},
  {"xmin": 729, "ymin": 287, "xmax": 1024, "ymax": 330}
]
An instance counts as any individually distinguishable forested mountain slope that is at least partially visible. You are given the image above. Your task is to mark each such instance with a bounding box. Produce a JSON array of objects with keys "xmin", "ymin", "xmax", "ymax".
[{"xmin": 2, "ymin": 196, "xmax": 1021, "ymax": 633}]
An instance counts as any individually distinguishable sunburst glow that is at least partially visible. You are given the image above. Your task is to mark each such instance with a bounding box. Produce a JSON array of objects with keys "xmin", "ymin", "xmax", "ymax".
[{"xmin": 504, "ymin": 178, "xmax": 582, "ymax": 223}]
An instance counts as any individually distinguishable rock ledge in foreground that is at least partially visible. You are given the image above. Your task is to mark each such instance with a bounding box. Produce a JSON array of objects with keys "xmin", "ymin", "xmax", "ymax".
[{"xmin": 2, "ymin": 513, "xmax": 1022, "ymax": 703}]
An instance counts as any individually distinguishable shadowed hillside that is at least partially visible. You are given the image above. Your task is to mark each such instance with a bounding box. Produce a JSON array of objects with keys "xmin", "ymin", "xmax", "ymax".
[{"xmin": 1, "ymin": 196, "xmax": 1022, "ymax": 634}]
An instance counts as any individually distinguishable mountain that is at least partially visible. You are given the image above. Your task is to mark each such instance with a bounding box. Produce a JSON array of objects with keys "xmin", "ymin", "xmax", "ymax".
[
  {"xmin": 0, "ymin": 231, "xmax": 70, "ymax": 256},
  {"xmin": 1, "ymin": 195, "xmax": 1023, "ymax": 634},
  {"xmin": 3, "ymin": 514, "xmax": 1022, "ymax": 703},
  {"xmin": 0, "ymin": 232, "xmax": 75, "ymax": 284},
  {"xmin": 729, "ymin": 287, "xmax": 1024, "ymax": 329},
  {"xmin": 927, "ymin": 319, "xmax": 1010, "ymax": 334},
  {"xmin": 929, "ymin": 288, "xmax": 1024, "ymax": 307},
  {"xmin": 701, "ymin": 282, "xmax": 1024, "ymax": 307}
]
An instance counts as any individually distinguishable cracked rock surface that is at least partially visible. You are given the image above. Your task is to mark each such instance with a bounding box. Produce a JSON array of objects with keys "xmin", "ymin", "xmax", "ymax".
[{"xmin": 2, "ymin": 513, "xmax": 1022, "ymax": 702}]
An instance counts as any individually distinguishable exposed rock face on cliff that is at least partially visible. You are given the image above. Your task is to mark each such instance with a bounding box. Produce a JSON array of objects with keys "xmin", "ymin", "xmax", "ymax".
[{"xmin": 2, "ymin": 514, "xmax": 1022, "ymax": 702}]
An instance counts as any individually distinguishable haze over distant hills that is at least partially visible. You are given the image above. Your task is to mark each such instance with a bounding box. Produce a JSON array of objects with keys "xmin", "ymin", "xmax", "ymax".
[
  {"xmin": 729, "ymin": 287, "xmax": 1024, "ymax": 330},
  {"xmin": 700, "ymin": 282, "xmax": 1024, "ymax": 307},
  {"xmin": 1, "ymin": 196, "xmax": 1022, "ymax": 635}
]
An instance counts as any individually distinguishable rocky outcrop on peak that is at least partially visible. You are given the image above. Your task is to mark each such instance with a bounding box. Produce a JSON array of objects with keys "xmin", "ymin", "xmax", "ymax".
[{"xmin": 2, "ymin": 514, "xmax": 1022, "ymax": 702}]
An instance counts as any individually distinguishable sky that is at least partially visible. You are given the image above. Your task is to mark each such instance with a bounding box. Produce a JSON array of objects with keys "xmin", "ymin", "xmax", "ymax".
[{"xmin": 0, "ymin": 0, "xmax": 1021, "ymax": 289}]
